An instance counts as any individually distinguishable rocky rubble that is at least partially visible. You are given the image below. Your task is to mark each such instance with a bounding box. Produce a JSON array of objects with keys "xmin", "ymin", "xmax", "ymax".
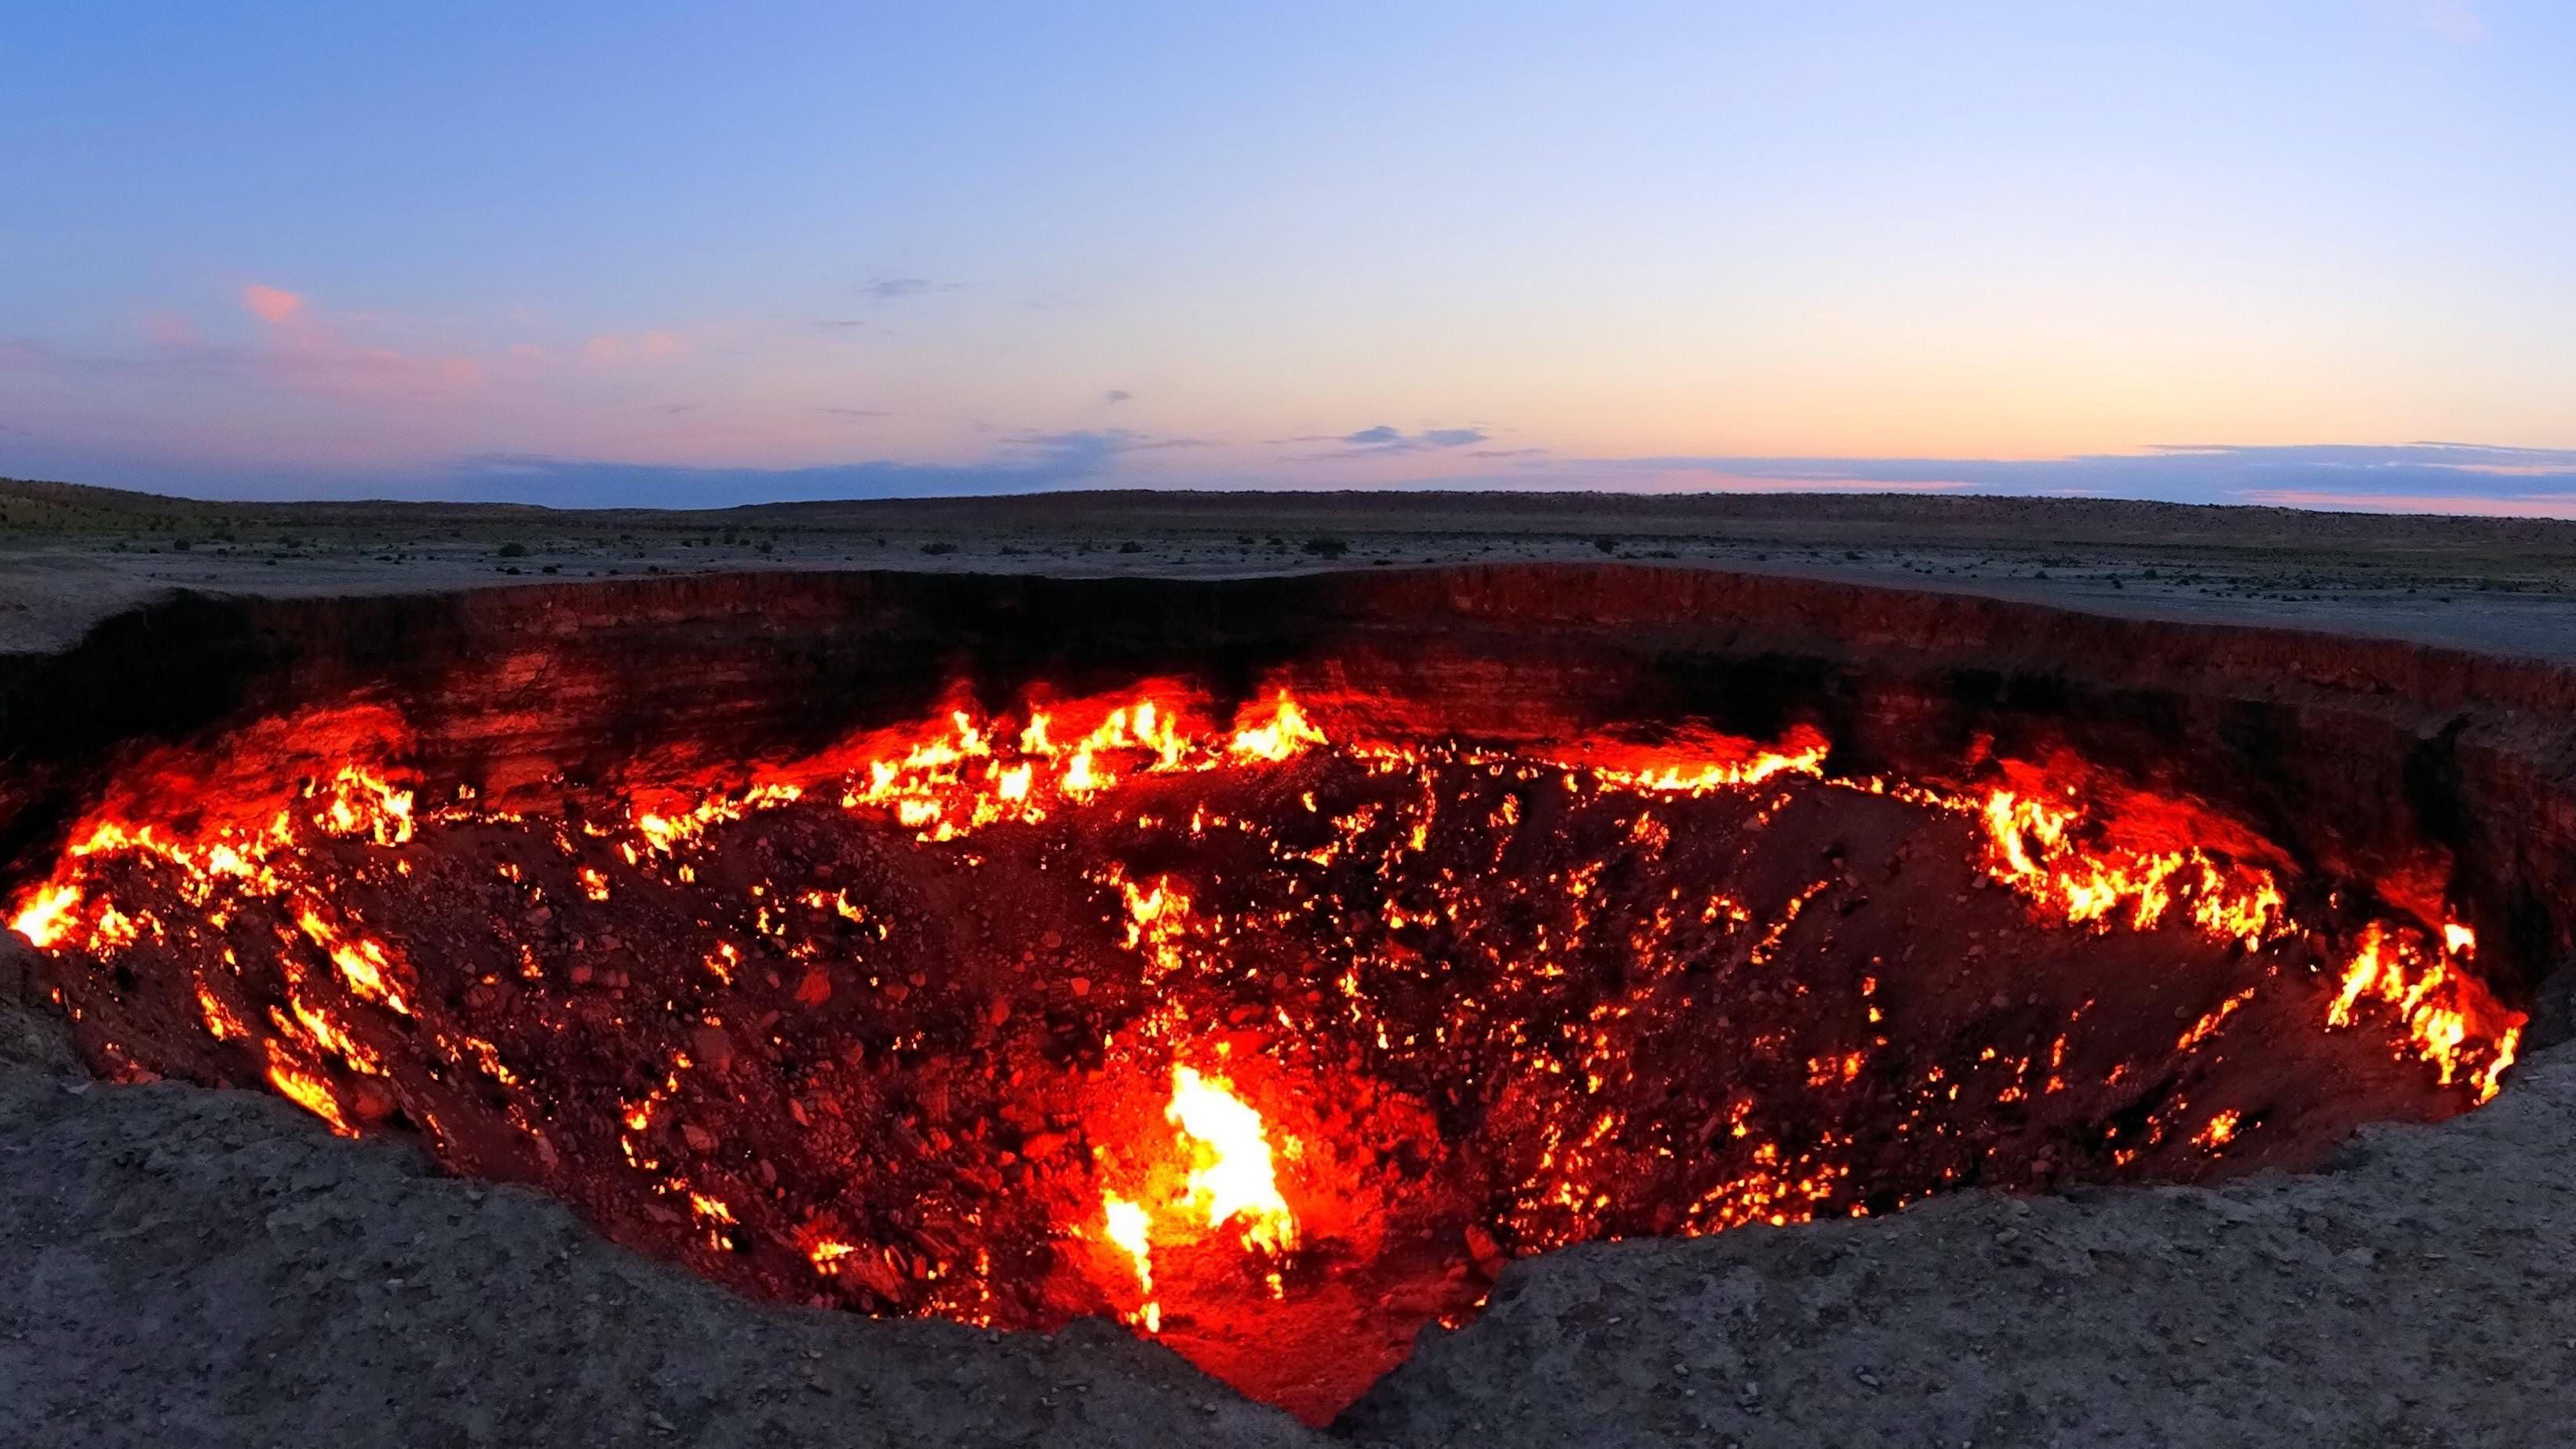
[
  {"xmin": 1345, "ymin": 1042, "xmax": 2576, "ymax": 1446},
  {"xmin": 9, "ymin": 991, "xmax": 2576, "ymax": 1447},
  {"xmin": 0, "ymin": 1005, "xmax": 1313, "ymax": 1449}
]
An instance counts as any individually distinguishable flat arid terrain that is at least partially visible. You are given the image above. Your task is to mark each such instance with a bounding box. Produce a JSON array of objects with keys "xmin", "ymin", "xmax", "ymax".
[{"xmin": 8, "ymin": 476, "xmax": 2576, "ymax": 658}]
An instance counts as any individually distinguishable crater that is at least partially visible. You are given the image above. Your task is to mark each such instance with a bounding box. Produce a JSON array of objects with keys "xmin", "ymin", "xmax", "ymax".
[{"xmin": 2, "ymin": 564, "xmax": 2552, "ymax": 1425}]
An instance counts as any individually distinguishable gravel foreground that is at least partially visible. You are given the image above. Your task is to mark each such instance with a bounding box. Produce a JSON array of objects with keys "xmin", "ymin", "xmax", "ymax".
[
  {"xmin": 0, "ymin": 1008, "xmax": 1312, "ymax": 1449},
  {"xmin": 6, "ymin": 993, "xmax": 2576, "ymax": 1449}
]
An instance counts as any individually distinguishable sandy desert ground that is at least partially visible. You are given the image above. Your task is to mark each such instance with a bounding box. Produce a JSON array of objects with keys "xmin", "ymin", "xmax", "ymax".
[{"xmin": 7, "ymin": 477, "xmax": 2576, "ymax": 659}]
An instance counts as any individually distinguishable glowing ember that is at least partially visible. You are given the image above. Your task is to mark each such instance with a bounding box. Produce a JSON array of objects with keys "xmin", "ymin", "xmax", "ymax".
[
  {"xmin": 2195, "ymin": 1108, "xmax": 2242, "ymax": 1151},
  {"xmin": 262, "ymin": 1039, "xmax": 355, "ymax": 1137}
]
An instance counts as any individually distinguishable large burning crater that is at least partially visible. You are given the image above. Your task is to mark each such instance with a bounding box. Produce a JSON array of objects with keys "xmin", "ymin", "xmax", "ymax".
[{"xmin": 0, "ymin": 566, "xmax": 2549, "ymax": 1423}]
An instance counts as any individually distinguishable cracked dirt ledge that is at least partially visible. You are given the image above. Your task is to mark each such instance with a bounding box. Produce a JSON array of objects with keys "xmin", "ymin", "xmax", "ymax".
[
  {"xmin": 0, "ymin": 1006, "xmax": 1313, "ymax": 1449},
  {"xmin": 1347, "ymin": 1042, "xmax": 2576, "ymax": 1448},
  {"xmin": 7, "ymin": 984, "xmax": 2576, "ymax": 1449}
]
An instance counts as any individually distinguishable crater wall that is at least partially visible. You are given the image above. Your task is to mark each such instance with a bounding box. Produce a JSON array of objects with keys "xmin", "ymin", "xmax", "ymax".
[{"xmin": 6, "ymin": 564, "xmax": 2572, "ymax": 995}]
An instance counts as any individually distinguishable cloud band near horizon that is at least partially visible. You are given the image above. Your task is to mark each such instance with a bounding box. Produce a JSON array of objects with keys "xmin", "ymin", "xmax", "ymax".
[{"xmin": 9, "ymin": 438, "xmax": 2576, "ymax": 518}]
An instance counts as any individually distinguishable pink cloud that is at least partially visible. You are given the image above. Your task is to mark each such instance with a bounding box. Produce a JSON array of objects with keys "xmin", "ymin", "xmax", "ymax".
[
  {"xmin": 255, "ymin": 344, "xmax": 482, "ymax": 400},
  {"xmin": 221, "ymin": 284, "xmax": 489, "ymax": 400},
  {"xmin": 241, "ymin": 283, "xmax": 306, "ymax": 326}
]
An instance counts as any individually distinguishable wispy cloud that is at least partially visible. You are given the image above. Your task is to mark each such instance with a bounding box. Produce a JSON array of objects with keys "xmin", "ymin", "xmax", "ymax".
[
  {"xmin": 228, "ymin": 282, "xmax": 482, "ymax": 397},
  {"xmin": 0, "ymin": 283, "xmax": 730, "ymax": 423},
  {"xmin": 1277, "ymin": 423, "xmax": 1492, "ymax": 457},
  {"xmin": 813, "ymin": 318, "xmax": 866, "ymax": 330},
  {"xmin": 1352, "ymin": 425, "xmax": 1486, "ymax": 451},
  {"xmin": 429, "ymin": 429, "xmax": 1132, "ymax": 507},
  {"xmin": 1571, "ymin": 442, "xmax": 2576, "ymax": 512},
  {"xmin": 1000, "ymin": 427, "xmax": 1211, "ymax": 454},
  {"xmin": 647, "ymin": 402, "xmax": 700, "ymax": 415},
  {"xmin": 1104, "ymin": 389, "xmax": 1132, "ymax": 405},
  {"xmin": 817, "ymin": 405, "xmax": 888, "ymax": 418},
  {"xmin": 859, "ymin": 276, "xmax": 964, "ymax": 301},
  {"xmin": 140, "ymin": 310, "xmax": 203, "ymax": 349}
]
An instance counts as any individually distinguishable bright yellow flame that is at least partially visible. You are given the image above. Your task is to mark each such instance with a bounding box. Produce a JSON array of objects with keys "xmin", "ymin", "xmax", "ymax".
[
  {"xmin": 1167, "ymin": 1065, "xmax": 1298, "ymax": 1255},
  {"xmin": 1101, "ymin": 1190, "xmax": 1159, "ymax": 1332},
  {"xmin": 1229, "ymin": 693, "xmax": 1326, "ymax": 763},
  {"xmin": 263, "ymin": 1040, "xmax": 354, "ymax": 1136},
  {"xmin": 9, "ymin": 882, "xmax": 79, "ymax": 947}
]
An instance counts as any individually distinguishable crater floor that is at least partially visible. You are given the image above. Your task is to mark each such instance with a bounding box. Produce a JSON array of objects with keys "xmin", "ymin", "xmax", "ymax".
[
  {"xmin": 6, "ymin": 1005, "xmax": 2575, "ymax": 1449},
  {"xmin": 26, "ymin": 697, "xmax": 2508, "ymax": 1422}
]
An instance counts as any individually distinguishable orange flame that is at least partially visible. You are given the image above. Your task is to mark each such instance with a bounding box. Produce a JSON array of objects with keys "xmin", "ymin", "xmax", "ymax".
[
  {"xmin": 1228, "ymin": 693, "xmax": 1326, "ymax": 763},
  {"xmin": 1100, "ymin": 1190, "xmax": 1158, "ymax": 1332},
  {"xmin": 1096, "ymin": 1063, "xmax": 1299, "ymax": 1331},
  {"xmin": 1167, "ymin": 1065, "xmax": 1298, "ymax": 1256},
  {"xmin": 9, "ymin": 882, "xmax": 78, "ymax": 948}
]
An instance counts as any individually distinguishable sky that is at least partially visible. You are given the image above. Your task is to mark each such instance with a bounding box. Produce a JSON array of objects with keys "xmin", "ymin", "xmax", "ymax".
[{"xmin": 2, "ymin": 2, "xmax": 2573, "ymax": 513}]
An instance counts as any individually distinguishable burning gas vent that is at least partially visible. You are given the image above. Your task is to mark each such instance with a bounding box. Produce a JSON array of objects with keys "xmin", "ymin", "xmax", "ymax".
[{"xmin": 9, "ymin": 677, "xmax": 2521, "ymax": 1422}]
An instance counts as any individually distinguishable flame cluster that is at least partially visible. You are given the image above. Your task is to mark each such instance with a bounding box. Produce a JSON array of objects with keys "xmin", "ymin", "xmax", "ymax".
[
  {"xmin": 2, "ymin": 681, "xmax": 2530, "ymax": 1415},
  {"xmin": 1098, "ymin": 1064, "xmax": 1300, "ymax": 1333},
  {"xmin": 1970, "ymin": 780, "xmax": 2517, "ymax": 1101},
  {"xmin": 10, "ymin": 765, "xmax": 426, "ymax": 1132},
  {"xmin": 825, "ymin": 692, "xmax": 1324, "ymax": 842}
]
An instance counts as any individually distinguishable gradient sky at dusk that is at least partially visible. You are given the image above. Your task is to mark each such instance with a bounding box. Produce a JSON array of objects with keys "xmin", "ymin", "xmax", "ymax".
[{"xmin": 4, "ymin": 2, "xmax": 2572, "ymax": 512}]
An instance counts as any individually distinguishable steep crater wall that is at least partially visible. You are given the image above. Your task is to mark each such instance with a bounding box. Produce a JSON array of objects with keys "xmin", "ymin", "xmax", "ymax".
[{"xmin": 8, "ymin": 564, "xmax": 2574, "ymax": 983}]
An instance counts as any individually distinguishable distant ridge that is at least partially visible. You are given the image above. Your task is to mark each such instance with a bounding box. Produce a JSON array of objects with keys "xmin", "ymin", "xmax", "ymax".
[{"xmin": 7, "ymin": 475, "xmax": 2576, "ymax": 549}]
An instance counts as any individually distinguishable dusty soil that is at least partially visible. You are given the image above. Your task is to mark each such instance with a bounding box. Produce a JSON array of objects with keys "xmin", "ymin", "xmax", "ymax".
[
  {"xmin": 10, "ymin": 987, "xmax": 2576, "ymax": 1448},
  {"xmin": 1346, "ymin": 1039, "xmax": 2576, "ymax": 1448},
  {"xmin": 0, "ymin": 1003, "xmax": 1313, "ymax": 1449},
  {"xmin": 11, "ymin": 478, "xmax": 2576, "ymax": 659}
]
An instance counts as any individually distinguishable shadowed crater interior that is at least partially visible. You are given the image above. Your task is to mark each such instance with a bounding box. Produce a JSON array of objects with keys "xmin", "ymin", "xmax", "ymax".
[{"xmin": 2, "ymin": 565, "xmax": 2548, "ymax": 1422}]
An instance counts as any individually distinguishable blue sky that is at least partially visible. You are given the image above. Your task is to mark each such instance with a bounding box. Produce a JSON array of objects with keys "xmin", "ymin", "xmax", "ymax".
[{"xmin": 3, "ymin": 2, "xmax": 2572, "ymax": 513}]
